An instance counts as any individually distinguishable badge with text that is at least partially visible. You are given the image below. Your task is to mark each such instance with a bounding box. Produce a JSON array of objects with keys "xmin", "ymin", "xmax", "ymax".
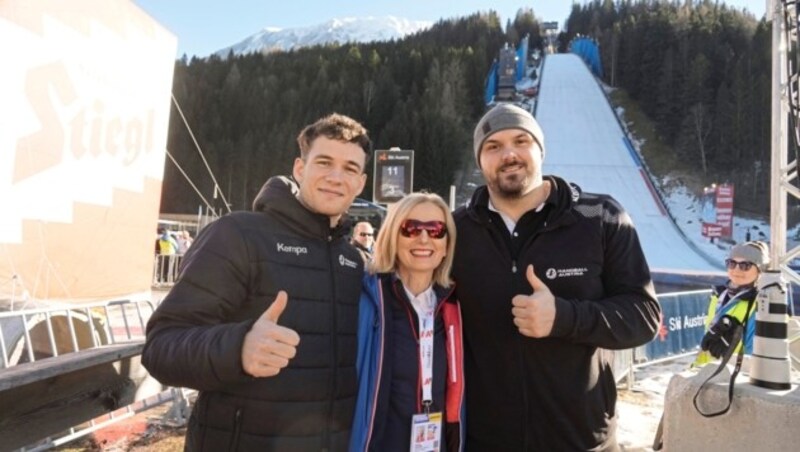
[{"xmin": 410, "ymin": 411, "xmax": 442, "ymax": 452}]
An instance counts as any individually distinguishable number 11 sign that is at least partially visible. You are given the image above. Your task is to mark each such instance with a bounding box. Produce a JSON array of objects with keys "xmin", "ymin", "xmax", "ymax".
[{"xmin": 373, "ymin": 148, "xmax": 414, "ymax": 204}]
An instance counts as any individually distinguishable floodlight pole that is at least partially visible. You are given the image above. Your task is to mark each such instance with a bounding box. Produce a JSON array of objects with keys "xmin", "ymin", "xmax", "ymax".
[
  {"xmin": 750, "ymin": 0, "xmax": 792, "ymax": 389},
  {"xmin": 769, "ymin": 0, "xmax": 797, "ymax": 270},
  {"xmin": 770, "ymin": 0, "xmax": 800, "ymax": 282}
]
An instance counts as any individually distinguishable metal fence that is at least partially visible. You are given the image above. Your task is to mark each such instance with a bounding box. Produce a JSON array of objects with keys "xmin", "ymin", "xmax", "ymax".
[
  {"xmin": 0, "ymin": 299, "xmax": 154, "ymax": 368},
  {"xmin": 614, "ymin": 289, "xmax": 712, "ymax": 387},
  {"xmin": 0, "ymin": 299, "xmax": 182, "ymax": 451},
  {"xmin": 153, "ymin": 254, "xmax": 184, "ymax": 287}
]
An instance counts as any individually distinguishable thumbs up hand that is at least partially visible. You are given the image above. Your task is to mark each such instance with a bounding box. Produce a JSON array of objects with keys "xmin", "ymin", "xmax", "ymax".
[
  {"xmin": 511, "ymin": 265, "xmax": 557, "ymax": 338},
  {"xmin": 241, "ymin": 291, "xmax": 301, "ymax": 377}
]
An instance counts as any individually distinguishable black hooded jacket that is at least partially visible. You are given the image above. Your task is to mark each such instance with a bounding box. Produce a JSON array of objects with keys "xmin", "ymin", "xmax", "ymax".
[
  {"xmin": 452, "ymin": 176, "xmax": 660, "ymax": 451},
  {"xmin": 142, "ymin": 176, "xmax": 364, "ymax": 451}
]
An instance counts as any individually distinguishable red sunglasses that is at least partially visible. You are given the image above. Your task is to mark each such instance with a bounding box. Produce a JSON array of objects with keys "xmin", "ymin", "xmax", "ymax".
[{"xmin": 399, "ymin": 219, "xmax": 448, "ymax": 239}]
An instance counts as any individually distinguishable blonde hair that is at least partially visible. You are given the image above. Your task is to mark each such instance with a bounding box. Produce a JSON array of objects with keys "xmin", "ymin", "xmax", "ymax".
[{"xmin": 368, "ymin": 193, "xmax": 456, "ymax": 288}]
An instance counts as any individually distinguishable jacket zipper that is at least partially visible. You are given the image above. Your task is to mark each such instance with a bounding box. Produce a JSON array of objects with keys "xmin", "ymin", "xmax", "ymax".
[
  {"xmin": 515, "ymin": 228, "xmax": 553, "ymax": 451},
  {"xmin": 511, "ymin": 258, "xmax": 531, "ymax": 450},
  {"xmin": 394, "ymin": 283, "xmax": 426, "ymax": 412},
  {"xmin": 228, "ymin": 408, "xmax": 242, "ymax": 452},
  {"xmin": 395, "ymin": 283, "xmax": 455, "ymax": 412},
  {"xmin": 324, "ymin": 234, "xmax": 336, "ymax": 451},
  {"xmin": 478, "ymin": 188, "xmax": 562, "ymax": 451},
  {"xmin": 364, "ymin": 278, "xmax": 385, "ymax": 450}
]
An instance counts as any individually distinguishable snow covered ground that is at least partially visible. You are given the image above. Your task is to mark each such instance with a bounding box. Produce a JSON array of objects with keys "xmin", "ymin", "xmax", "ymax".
[
  {"xmin": 652, "ymin": 178, "xmax": 800, "ymax": 274},
  {"xmin": 536, "ymin": 53, "xmax": 800, "ymax": 278},
  {"xmin": 616, "ymin": 354, "xmax": 696, "ymax": 451},
  {"xmin": 537, "ymin": 54, "xmax": 718, "ymax": 273}
]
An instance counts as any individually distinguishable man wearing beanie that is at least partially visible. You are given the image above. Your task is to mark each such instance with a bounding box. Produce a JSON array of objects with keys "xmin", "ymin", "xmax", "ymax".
[{"xmin": 452, "ymin": 104, "xmax": 660, "ymax": 451}]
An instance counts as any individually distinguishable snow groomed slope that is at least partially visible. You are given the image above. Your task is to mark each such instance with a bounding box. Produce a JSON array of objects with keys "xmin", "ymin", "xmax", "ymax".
[{"xmin": 536, "ymin": 54, "xmax": 719, "ymax": 273}]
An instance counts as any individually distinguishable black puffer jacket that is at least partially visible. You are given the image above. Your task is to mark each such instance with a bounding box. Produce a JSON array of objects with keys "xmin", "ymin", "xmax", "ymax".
[
  {"xmin": 453, "ymin": 176, "xmax": 660, "ymax": 452},
  {"xmin": 142, "ymin": 176, "xmax": 364, "ymax": 451}
]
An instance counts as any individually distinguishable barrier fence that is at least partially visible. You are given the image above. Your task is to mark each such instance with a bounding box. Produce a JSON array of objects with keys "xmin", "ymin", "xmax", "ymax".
[
  {"xmin": 5, "ymin": 287, "xmax": 777, "ymax": 449},
  {"xmin": 0, "ymin": 299, "xmax": 155, "ymax": 368},
  {"xmin": 153, "ymin": 254, "xmax": 184, "ymax": 286},
  {"xmin": 0, "ymin": 299, "xmax": 166, "ymax": 450},
  {"xmin": 638, "ymin": 289, "xmax": 711, "ymax": 363}
]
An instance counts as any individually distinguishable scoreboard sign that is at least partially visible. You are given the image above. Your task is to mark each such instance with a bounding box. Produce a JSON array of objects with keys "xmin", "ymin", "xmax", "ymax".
[
  {"xmin": 373, "ymin": 148, "xmax": 414, "ymax": 204},
  {"xmin": 543, "ymin": 21, "xmax": 559, "ymax": 31}
]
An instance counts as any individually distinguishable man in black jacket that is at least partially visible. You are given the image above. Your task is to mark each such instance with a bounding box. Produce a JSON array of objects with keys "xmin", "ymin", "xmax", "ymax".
[
  {"xmin": 350, "ymin": 220, "xmax": 374, "ymax": 262},
  {"xmin": 142, "ymin": 113, "xmax": 370, "ymax": 451},
  {"xmin": 453, "ymin": 104, "xmax": 660, "ymax": 451}
]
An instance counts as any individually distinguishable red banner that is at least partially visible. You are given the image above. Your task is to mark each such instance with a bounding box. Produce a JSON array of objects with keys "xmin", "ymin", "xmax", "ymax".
[{"xmin": 701, "ymin": 184, "xmax": 734, "ymax": 238}]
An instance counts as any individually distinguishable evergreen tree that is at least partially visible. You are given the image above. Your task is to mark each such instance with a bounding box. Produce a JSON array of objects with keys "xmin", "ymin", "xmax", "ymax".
[
  {"xmin": 563, "ymin": 0, "xmax": 768, "ymax": 213},
  {"xmin": 160, "ymin": 13, "xmax": 504, "ymax": 213}
]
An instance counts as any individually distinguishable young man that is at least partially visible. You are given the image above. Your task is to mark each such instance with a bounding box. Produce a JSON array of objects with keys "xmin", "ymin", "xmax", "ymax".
[
  {"xmin": 143, "ymin": 113, "xmax": 370, "ymax": 451},
  {"xmin": 453, "ymin": 104, "xmax": 660, "ymax": 451},
  {"xmin": 350, "ymin": 221, "xmax": 374, "ymax": 262}
]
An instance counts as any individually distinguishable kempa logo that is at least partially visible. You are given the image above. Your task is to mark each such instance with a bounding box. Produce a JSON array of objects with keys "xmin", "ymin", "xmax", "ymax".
[
  {"xmin": 545, "ymin": 267, "xmax": 588, "ymax": 280},
  {"xmin": 339, "ymin": 255, "xmax": 358, "ymax": 269},
  {"xmin": 276, "ymin": 243, "xmax": 308, "ymax": 256}
]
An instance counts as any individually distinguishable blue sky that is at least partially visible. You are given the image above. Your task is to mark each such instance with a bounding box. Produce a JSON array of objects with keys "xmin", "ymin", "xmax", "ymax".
[{"xmin": 133, "ymin": 1, "xmax": 767, "ymax": 58}]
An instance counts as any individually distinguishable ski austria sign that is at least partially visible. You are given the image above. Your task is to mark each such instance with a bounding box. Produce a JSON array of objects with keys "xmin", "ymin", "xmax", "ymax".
[
  {"xmin": 373, "ymin": 148, "xmax": 414, "ymax": 204},
  {"xmin": 701, "ymin": 184, "xmax": 734, "ymax": 238},
  {"xmin": 0, "ymin": 0, "xmax": 177, "ymax": 302},
  {"xmin": 645, "ymin": 291, "xmax": 709, "ymax": 360}
]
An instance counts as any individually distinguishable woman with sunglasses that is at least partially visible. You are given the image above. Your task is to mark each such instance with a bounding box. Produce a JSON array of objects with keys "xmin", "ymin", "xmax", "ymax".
[
  {"xmin": 693, "ymin": 240, "xmax": 769, "ymax": 366},
  {"xmin": 655, "ymin": 240, "xmax": 770, "ymax": 450},
  {"xmin": 350, "ymin": 193, "xmax": 465, "ymax": 452}
]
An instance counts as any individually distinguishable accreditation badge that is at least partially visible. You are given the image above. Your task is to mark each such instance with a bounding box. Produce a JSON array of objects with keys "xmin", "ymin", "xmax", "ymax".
[{"xmin": 409, "ymin": 411, "xmax": 443, "ymax": 452}]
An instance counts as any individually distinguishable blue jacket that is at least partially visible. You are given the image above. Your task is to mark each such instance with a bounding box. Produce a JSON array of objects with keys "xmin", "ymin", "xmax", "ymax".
[{"xmin": 350, "ymin": 273, "xmax": 466, "ymax": 452}]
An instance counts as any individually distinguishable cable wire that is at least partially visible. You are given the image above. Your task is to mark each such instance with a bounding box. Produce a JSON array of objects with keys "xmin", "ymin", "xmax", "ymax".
[
  {"xmin": 165, "ymin": 149, "xmax": 215, "ymax": 213},
  {"xmin": 170, "ymin": 93, "xmax": 232, "ymax": 213}
]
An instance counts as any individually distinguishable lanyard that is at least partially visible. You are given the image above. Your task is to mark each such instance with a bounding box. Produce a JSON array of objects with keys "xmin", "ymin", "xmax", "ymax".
[
  {"xmin": 418, "ymin": 306, "xmax": 435, "ymax": 410},
  {"xmin": 403, "ymin": 283, "xmax": 436, "ymax": 412},
  {"xmin": 713, "ymin": 288, "xmax": 747, "ymax": 323}
]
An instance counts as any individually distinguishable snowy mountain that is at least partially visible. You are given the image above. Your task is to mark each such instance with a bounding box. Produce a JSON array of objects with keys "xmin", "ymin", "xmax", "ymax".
[{"xmin": 215, "ymin": 16, "xmax": 432, "ymax": 57}]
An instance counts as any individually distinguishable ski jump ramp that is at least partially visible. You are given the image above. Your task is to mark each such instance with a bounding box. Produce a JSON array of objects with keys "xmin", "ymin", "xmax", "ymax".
[{"xmin": 536, "ymin": 53, "xmax": 719, "ymax": 274}]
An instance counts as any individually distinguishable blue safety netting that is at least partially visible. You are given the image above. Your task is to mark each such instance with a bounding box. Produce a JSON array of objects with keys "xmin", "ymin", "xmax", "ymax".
[
  {"xmin": 484, "ymin": 60, "xmax": 498, "ymax": 105},
  {"xmin": 516, "ymin": 35, "xmax": 529, "ymax": 81},
  {"xmin": 569, "ymin": 37, "xmax": 603, "ymax": 78}
]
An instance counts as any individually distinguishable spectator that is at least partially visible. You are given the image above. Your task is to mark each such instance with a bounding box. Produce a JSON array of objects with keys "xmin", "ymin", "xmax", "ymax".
[
  {"xmin": 694, "ymin": 241, "xmax": 767, "ymax": 366},
  {"xmin": 143, "ymin": 113, "xmax": 371, "ymax": 451},
  {"xmin": 351, "ymin": 193, "xmax": 465, "ymax": 452},
  {"xmin": 156, "ymin": 227, "xmax": 179, "ymax": 283},
  {"xmin": 350, "ymin": 221, "xmax": 374, "ymax": 262},
  {"xmin": 177, "ymin": 230, "xmax": 193, "ymax": 255},
  {"xmin": 156, "ymin": 227, "xmax": 178, "ymax": 255},
  {"xmin": 654, "ymin": 241, "xmax": 768, "ymax": 450},
  {"xmin": 453, "ymin": 104, "xmax": 660, "ymax": 451}
]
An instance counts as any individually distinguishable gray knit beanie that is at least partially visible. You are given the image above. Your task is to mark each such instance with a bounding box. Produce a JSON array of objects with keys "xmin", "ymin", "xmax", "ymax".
[
  {"xmin": 473, "ymin": 104, "xmax": 545, "ymax": 167},
  {"xmin": 729, "ymin": 241, "xmax": 770, "ymax": 271}
]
